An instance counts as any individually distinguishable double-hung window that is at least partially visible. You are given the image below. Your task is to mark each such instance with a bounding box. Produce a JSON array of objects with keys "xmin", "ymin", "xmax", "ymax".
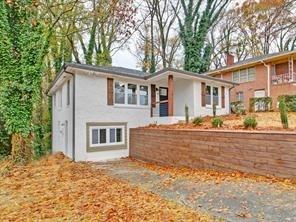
[
  {"xmin": 89, "ymin": 125, "xmax": 125, "ymax": 148},
  {"xmin": 115, "ymin": 82, "xmax": 125, "ymax": 104},
  {"xmin": 140, "ymin": 85, "xmax": 148, "ymax": 105},
  {"xmin": 205, "ymin": 85, "xmax": 212, "ymax": 105},
  {"xmin": 127, "ymin": 84, "xmax": 137, "ymax": 105},
  {"xmin": 213, "ymin": 87, "xmax": 219, "ymax": 106}
]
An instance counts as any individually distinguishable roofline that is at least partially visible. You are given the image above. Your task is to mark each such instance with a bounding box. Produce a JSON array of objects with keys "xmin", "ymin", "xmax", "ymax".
[
  {"xmin": 205, "ymin": 50, "xmax": 296, "ymax": 76},
  {"xmin": 147, "ymin": 68, "xmax": 238, "ymax": 85},
  {"xmin": 47, "ymin": 63, "xmax": 238, "ymax": 94}
]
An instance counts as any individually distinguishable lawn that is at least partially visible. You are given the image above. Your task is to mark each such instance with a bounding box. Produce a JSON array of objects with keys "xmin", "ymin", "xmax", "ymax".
[
  {"xmin": 146, "ymin": 112, "xmax": 296, "ymax": 131},
  {"xmin": 0, "ymin": 153, "xmax": 214, "ymax": 222}
]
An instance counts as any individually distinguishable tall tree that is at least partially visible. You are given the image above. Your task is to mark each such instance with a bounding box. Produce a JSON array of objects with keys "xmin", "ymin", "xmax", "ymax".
[{"xmin": 174, "ymin": 0, "xmax": 231, "ymax": 73}]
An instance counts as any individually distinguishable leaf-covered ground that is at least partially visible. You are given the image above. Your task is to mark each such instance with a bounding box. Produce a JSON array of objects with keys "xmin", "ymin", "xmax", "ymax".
[
  {"xmin": 0, "ymin": 153, "xmax": 215, "ymax": 221},
  {"xmin": 145, "ymin": 112, "xmax": 296, "ymax": 131},
  {"xmin": 96, "ymin": 159, "xmax": 296, "ymax": 221}
]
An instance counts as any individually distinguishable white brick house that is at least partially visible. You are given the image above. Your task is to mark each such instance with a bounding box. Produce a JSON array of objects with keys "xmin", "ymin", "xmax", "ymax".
[{"xmin": 48, "ymin": 63, "xmax": 236, "ymax": 161}]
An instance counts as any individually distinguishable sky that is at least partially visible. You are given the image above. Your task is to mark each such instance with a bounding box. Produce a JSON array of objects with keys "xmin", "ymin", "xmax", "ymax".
[{"xmin": 113, "ymin": 48, "xmax": 138, "ymax": 70}]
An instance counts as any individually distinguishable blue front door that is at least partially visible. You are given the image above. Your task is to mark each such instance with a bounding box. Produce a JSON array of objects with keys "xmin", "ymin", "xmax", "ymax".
[{"xmin": 159, "ymin": 87, "xmax": 168, "ymax": 117}]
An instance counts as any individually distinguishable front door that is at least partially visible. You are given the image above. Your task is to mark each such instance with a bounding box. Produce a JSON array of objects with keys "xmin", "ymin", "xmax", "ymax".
[{"xmin": 159, "ymin": 87, "xmax": 168, "ymax": 117}]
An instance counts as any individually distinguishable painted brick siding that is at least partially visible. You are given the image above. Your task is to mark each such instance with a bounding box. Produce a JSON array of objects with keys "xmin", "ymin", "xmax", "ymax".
[{"xmin": 130, "ymin": 128, "xmax": 296, "ymax": 178}]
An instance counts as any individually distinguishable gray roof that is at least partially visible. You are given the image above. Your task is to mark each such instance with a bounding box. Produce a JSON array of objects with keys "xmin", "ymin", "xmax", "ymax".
[{"xmin": 204, "ymin": 50, "xmax": 296, "ymax": 76}]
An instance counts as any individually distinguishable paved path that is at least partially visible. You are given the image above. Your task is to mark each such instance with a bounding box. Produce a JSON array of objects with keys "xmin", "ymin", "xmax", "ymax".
[{"xmin": 94, "ymin": 160, "xmax": 296, "ymax": 222}]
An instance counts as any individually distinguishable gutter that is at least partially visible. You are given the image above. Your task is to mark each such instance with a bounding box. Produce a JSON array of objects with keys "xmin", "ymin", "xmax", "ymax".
[
  {"xmin": 64, "ymin": 70, "xmax": 76, "ymax": 162},
  {"xmin": 261, "ymin": 60, "xmax": 271, "ymax": 97}
]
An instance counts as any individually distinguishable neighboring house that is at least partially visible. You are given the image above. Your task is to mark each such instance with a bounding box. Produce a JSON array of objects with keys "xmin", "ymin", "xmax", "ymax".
[
  {"xmin": 205, "ymin": 51, "xmax": 296, "ymax": 110},
  {"xmin": 48, "ymin": 63, "xmax": 235, "ymax": 161}
]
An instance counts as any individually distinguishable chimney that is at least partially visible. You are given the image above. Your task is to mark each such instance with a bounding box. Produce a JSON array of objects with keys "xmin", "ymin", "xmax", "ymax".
[{"xmin": 226, "ymin": 53, "xmax": 234, "ymax": 66}]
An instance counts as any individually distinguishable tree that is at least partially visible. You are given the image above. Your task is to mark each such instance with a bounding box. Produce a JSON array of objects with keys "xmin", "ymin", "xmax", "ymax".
[{"xmin": 174, "ymin": 0, "xmax": 231, "ymax": 73}]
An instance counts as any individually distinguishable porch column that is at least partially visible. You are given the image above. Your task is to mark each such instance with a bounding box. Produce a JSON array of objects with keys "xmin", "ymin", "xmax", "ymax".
[{"xmin": 168, "ymin": 75, "xmax": 174, "ymax": 116}]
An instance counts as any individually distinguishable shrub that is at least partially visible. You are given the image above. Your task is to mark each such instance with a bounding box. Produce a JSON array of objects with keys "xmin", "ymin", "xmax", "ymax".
[
  {"xmin": 278, "ymin": 95, "xmax": 296, "ymax": 112},
  {"xmin": 192, "ymin": 116, "xmax": 203, "ymax": 126},
  {"xmin": 243, "ymin": 116, "xmax": 257, "ymax": 129},
  {"xmin": 211, "ymin": 117, "xmax": 223, "ymax": 128},
  {"xmin": 249, "ymin": 97, "xmax": 272, "ymax": 112},
  {"xmin": 231, "ymin": 101, "xmax": 245, "ymax": 116},
  {"xmin": 279, "ymin": 98, "xmax": 289, "ymax": 129},
  {"xmin": 185, "ymin": 105, "xmax": 189, "ymax": 124}
]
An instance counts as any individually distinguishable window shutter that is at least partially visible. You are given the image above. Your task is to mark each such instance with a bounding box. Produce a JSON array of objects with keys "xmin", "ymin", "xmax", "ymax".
[
  {"xmin": 107, "ymin": 78, "xmax": 114, "ymax": 105},
  {"xmin": 221, "ymin": 86, "xmax": 225, "ymax": 108},
  {"xmin": 201, "ymin": 82, "xmax": 206, "ymax": 107},
  {"xmin": 151, "ymin": 84, "xmax": 156, "ymax": 108}
]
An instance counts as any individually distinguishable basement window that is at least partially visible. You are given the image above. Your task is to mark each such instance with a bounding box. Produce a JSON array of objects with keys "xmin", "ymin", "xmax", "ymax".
[{"xmin": 89, "ymin": 125, "xmax": 125, "ymax": 148}]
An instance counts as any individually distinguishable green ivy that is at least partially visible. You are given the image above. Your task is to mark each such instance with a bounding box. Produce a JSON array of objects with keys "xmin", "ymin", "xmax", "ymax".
[{"xmin": 0, "ymin": 0, "xmax": 47, "ymax": 160}]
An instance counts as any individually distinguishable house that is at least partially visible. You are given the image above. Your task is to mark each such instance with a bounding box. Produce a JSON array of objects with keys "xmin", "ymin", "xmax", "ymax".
[
  {"xmin": 48, "ymin": 63, "xmax": 235, "ymax": 161},
  {"xmin": 205, "ymin": 51, "xmax": 296, "ymax": 110}
]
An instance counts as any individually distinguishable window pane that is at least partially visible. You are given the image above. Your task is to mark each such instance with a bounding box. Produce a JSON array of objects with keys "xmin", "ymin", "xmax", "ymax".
[
  {"xmin": 233, "ymin": 71, "xmax": 240, "ymax": 82},
  {"xmin": 213, "ymin": 87, "xmax": 219, "ymax": 105},
  {"xmin": 236, "ymin": 92, "xmax": 244, "ymax": 102},
  {"xmin": 92, "ymin": 129, "xmax": 98, "ymax": 145},
  {"xmin": 99, "ymin": 129, "xmax": 106, "ymax": 144},
  {"xmin": 116, "ymin": 128, "xmax": 122, "ymax": 142},
  {"xmin": 248, "ymin": 67, "xmax": 255, "ymax": 81},
  {"xmin": 110, "ymin": 128, "xmax": 115, "ymax": 143},
  {"xmin": 140, "ymin": 85, "xmax": 148, "ymax": 105},
  {"xmin": 205, "ymin": 86, "xmax": 211, "ymax": 105},
  {"xmin": 128, "ymin": 84, "xmax": 137, "ymax": 105},
  {"xmin": 240, "ymin": 69, "xmax": 247, "ymax": 82},
  {"xmin": 115, "ymin": 82, "xmax": 125, "ymax": 104}
]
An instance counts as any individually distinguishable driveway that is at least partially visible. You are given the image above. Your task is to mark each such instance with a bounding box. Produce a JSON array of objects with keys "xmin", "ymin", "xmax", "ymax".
[{"xmin": 94, "ymin": 159, "xmax": 296, "ymax": 222}]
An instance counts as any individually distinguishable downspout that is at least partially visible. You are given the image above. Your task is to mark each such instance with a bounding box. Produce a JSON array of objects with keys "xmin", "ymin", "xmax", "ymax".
[
  {"xmin": 229, "ymin": 85, "xmax": 235, "ymax": 113},
  {"xmin": 261, "ymin": 60, "xmax": 270, "ymax": 97},
  {"xmin": 64, "ymin": 70, "xmax": 76, "ymax": 161}
]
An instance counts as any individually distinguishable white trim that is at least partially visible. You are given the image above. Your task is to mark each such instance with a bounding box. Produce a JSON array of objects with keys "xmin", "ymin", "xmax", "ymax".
[{"xmin": 89, "ymin": 125, "xmax": 125, "ymax": 147}]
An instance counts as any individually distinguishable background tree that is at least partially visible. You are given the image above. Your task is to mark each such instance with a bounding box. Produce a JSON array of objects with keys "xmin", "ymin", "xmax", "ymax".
[{"xmin": 174, "ymin": 0, "xmax": 231, "ymax": 73}]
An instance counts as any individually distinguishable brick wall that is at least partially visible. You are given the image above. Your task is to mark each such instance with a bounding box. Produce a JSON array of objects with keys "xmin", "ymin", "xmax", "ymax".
[{"xmin": 130, "ymin": 129, "xmax": 296, "ymax": 178}]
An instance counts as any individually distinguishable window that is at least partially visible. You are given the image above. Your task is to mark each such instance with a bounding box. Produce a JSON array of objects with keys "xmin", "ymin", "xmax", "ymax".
[
  {"xmin": 205, "ymin": 85, "xmax": 211, "ymax": 105},
  {"xmin": 114, "ymin": 81, "xmax": 149, "ymax": 106},
  {"xmin": 213, "ymin": 87, "xmax": 219, "ymax": 106},
  {"xmin": 115, "ymin": 82, "xmax": 125, "ymax": 104},
  {"xmin": 66, "ymin": 80, "xmax": 70, "ymax": 106},
  {"xmin": 89, "ymin": 125, "xmax": 125, "ymax": 147},
  {"xmin": 140, "ymin": 85, "xmax": 148, "ymax": 105},
  {"xmin": 127, "ymin": 83, "xmax": 137, "ymax": 105},
  {"xmin": 232, "ymin": 67, "xmax": 256, "ymax": 83},
  {"xmin": 205, "ymin": 85, "xmax": 220, "ymax": 107},
  {"xmin": 236, "ymin": 92, "xmax": 244, "ymax": 102}
]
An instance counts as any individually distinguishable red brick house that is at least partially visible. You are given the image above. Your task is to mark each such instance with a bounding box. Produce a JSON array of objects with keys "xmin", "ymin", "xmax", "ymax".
[{"xmin": 205, "ymin": 51, "xmax": 296, "ymax": 110}]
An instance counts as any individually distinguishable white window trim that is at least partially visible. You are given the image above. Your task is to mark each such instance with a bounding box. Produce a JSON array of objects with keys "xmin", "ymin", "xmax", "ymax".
[
  {"xmin": 232, "ymin": 67, "xmax": 256, "ymax": 83},
  {"xmin": 114, "ymin": 81, "xmax": 149, "ymax": 107},
  {"xmin": 89, "ymin": 125, "xmax": 125, "ymax": 148},
  {"xmin": 205, "ymin": 85, "xmax": 221, "ymax": 109}
]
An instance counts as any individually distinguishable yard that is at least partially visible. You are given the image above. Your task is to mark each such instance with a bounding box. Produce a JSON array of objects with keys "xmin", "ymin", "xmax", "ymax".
[
  {"xmin": 146, "ymin": 112, "xmax": 296, "ymax": 131},
  {"xmin": 1, "ymin": 153, "xmax": 295, "ymax": 221}
]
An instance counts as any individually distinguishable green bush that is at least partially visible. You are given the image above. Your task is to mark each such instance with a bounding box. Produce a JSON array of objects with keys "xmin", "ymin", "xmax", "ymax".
[
  {"xmin": 278, "ymin": 95, "xmax": 296, "ymax": 112},
  {"xmin": 192, "ymin": 116, "xmax": 203, "ymax": 126},
  {"xmin": 243, "ymin": 116, "xmax": 257, "ymax": 129},
  {"xmin": 185, "ymin": 105, "xmax": 189, "ymax": 124},
  {"xmin": 279, "ymin": 98, "xmax": 289, "ymax": 129},
  {"xmin": 211, "ymin": 117, "xmax": 223, "ymax": 128},
  {"xmin": 249, "ymin": 97, "xmax": 272, "ymax": 112}
]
